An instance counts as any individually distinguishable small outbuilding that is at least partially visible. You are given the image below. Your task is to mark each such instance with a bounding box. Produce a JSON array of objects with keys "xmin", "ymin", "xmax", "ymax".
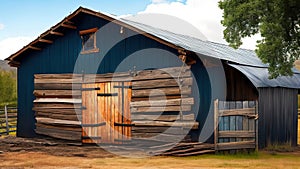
[{"xmin": 6, "ymin": 7, "xmax": 300, "ymax": 149}]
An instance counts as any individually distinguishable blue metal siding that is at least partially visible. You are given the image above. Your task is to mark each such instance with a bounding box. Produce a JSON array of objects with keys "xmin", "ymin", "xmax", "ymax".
[
  {"xmin": 258, "ymin": 88, "xmax": 298, "ymax": 148},
  {"xmin": 16, "ymin": 14, "xmax": 184, "ymax": 137}
]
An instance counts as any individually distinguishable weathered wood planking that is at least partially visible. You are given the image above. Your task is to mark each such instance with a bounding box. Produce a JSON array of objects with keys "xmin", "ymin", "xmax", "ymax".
[
  {"xmin": 216, "ymin": 141, "xmax": 256, "ymax": 150},
  {"xmin": 214, "ymin": 100, "xmax": 257, "ymax": 151},
  {"xmin": 33, "ymin": 66, "xmax": 197, "ymax": 145},
  {"xmin": 218, "ymin": 131, "xmax": 255, "ymax": 138},
  {"xmin": 34, "ymin": 83, "xmax": 82, "ymax": 90},
  {"xmin": 132, "ymin": 77, "xmax": 192, "ymax": 89},
  {"xmin": 131, "ymin": 113, "xmax": 194, "ymax": 122},
  {"xmin": 33, "ymin": 90, "xmax": 81, "ymax": 98},
  {"xmin": 36, "ymin": 117, "xmax": 80, "ymax": 126},
  {"xmin": 132, "ymin": 87, "xmax": 191, "ymax": 98},
  {"xmin": 33, "ymin": 103, "xmax": 82, "ymax": 109},
  {"xmin": 81, "ymin": 81, "xmax": 132, "ymax": 144},
  {"xmin": 35, "ymin": 112, "xmax": 81, "ymax": 121},
  {"xmin": 130, "ymin": 98, "xmax": 194, "ymax": 107},
  {"xmin": 132, "ymin": 121, "xmax": 198, "ymax": 129},
  {"xmin": 131, "ymin": 105, "xmax": 192, "ymax": 113},
  {"xmin": 34, "ymin": 98, "xmax": 82, "ymax": 104},
  {"xmin": 35, "ymin": 127, "xmax": 81, "ymax": 141}
]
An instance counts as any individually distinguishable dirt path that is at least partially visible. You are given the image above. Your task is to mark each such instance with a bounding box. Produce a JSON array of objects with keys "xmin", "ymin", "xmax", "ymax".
[{"xmin": 1, "ymin": 136, "xmax": 300, "ymax": 168}]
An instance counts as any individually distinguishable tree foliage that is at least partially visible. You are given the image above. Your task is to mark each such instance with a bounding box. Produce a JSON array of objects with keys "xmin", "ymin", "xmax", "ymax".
[
  {"xmin": 0, "ymin": 69, "xmax": 17, "ymax": 104},
  {"xmin": 219, "ymin": 0, "xmax": 300, "ymax": 78}
]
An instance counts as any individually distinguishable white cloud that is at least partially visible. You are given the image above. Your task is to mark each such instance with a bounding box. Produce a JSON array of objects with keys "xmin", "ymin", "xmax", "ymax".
[
  {"xmin": 0, "ymin": 37, "xmax": 33, "ymax": 60},
  {"xmin": 134, "ymin": 0, "xmax": 259, "ymax": 50},
  {"xmin": 0, "ymin": 23, "xmax": 4, "ymax": 30}
]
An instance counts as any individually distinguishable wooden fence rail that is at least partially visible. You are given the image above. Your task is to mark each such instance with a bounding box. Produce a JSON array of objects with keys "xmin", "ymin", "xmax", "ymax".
[{"xmin": 0, "ymin": 105, "xmax": 17, "ymax": 135}]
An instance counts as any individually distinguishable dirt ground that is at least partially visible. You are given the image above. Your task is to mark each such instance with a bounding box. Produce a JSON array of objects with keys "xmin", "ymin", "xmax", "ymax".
[{"xmin": 0, "ymin": 136, "xmax": 300, "ymax": 169}]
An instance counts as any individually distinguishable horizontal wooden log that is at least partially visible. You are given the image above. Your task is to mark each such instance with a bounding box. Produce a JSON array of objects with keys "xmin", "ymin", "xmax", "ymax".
[
  {"xmin": 132, "ymin": 126, "xmax": 188, "ymax": 135},
  {"xmin": 216, "ymin": 141, "xmax": 255, "ymax": 150},
  {"xmin": 34, "ymin": 78, "xmax": 82, "ymax": 84},
  {"xmin": 161, "ymin": 144, "xmax": 215, "ymax": 155},
  {"xmin": 218, "ymin": 108, "xmax": 255, "ymax": 116},
  {"xmin": 34, "ymin": 83, "xmax": 82, "ymax": 90},
  {"xmin": 34, "ymin": 74, "xmax": 82, "ymax": 79},
  {"xmin": 132, "ymin": 87, "xmax": 191, "ymax": 98},
  {"xmin": 36, "ymin": 123, "xmax": 82, "ymax": 132},
  {"xmin": 35, "ymin": 112, "xmax": 81, "ymax": 121},
  {"xmin": 218, "ymin": 131, "xmax": 255, "ymax": 138},
  {"xmin": 36, "ymin": 117, "xmax": 81, "ymax": 126},
  {"xmin": 34, "ymin": 98, "xmax": 82, "ymax": 104},
  {"xmin": 131, "ymin": 105, "xmax": 191, "ymax": 113},
  {"xmin": 35, "ymin": 127, "xmax": 81, "ymax": 141},
  {"xmin": 132, "ymin": 121, "xmax": 198, "ymax": 129},
  {"xmin": 132, "ymin": 133, "xmax": 188, "ymax": 143},
  {"xmin": 34, "ymin": 66, "xmax": 191, "ymax": 83},
  {"xmin": 132, "ymin": 77, "xmax": 192, "ymax": 89},
  {"xmin": 133, "ymin": 66, "xmax": 191, "ymax": 81},
  {"xmin": 172, "ymin": 149, "xmax": 215, "ymax": 157},
  {"xmin": 33, "ymin": 103, "xmax": 82, "ymax": 109},
  {"xmin": 131, "ymin": 113, "xmax": 194, "ymax": 121},
  {"xmin": 33, "ymin": 90, "xmax": 81, "ymax": 97},
  {"xmin": 32, "ymin": 108, "xmax": 82, "ymax": 115},
  {"xmin": 131, "ymin": 95, "xmax": 185, "ymax": 102},
  {"xmin": 130, "ymin": 98, "xmax": 194, "ymax": 107}
]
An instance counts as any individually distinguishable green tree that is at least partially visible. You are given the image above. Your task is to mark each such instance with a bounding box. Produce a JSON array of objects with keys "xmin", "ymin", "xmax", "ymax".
[
  {"xmin": 219, "ymin": 0, "xmax": 300, "ymax": 78},
  {"xmin": 0, "ymin": 69, "xmax": 17, "ymax": 105}
]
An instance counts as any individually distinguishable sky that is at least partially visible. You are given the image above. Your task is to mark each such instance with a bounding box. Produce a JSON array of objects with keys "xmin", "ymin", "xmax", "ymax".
[{"xmin": 0, "ymin": 0, "xmax": 260, "ymax": 60}]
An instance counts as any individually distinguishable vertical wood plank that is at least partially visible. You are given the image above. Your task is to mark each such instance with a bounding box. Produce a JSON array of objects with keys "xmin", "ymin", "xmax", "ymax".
[
  {"xmin": 93, "ymin": 83, "xmax": 99, "ymax": 143},
  {"xmin": 110, "ymin": 82, "xmax": 115, "ymax": 144},
  {"xmin": 229, "ymin": 101, "xmax": 236, "ymax": 142},
  {"xmin": 214, "ymin": 99, "xmax": 219, "ymax": 151},
  {"xmin": 127, "ymin": 82, "xmax": 132, "ymax": 139},
  {"xmin": 107, "ymin": 82, "xmax": 112, "ymax": 143},
  {"xmin": 99, "ymin": 83, "xmax": 107, "ymax": 143},
  {"xmin": 118, "ymin": 82, "xmax": 123, "ymax": 143},
  {"xmin": 255, "ymin": 100, "xmax": 259, "ymax": 151},
  {"xmin": 224, "ymin": 101, "xmax": 230, "ymax": 142},
  {"xmin": 81, "ymin": 84, "xmax": 86, "ymax": 143},
  {"xmin": 218, "ymin": 101, "xmax": 224, "ymax": 143},
  {"xmin": 97, "ymin": 83, "xmax": 102, "ymax": 144},
  {"xmin": 113, "ymin": 82, "xmax": 119, "ymax": 144}
]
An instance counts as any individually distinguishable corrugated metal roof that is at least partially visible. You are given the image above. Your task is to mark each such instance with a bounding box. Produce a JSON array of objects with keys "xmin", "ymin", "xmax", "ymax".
[
  {"xmin": 121, "ymin": 19, "xmax": 267, "ymax": 67},
  {"xmin": 229, "ymin": 64, "xmax": 300, "ymax": 88},
  {"xmin": 120, "ymin": 19, "xmax": 300, "ymax": 89}
]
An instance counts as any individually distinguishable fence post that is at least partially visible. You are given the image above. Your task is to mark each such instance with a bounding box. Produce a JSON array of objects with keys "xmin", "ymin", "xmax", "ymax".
[
  {"xmin": 4, "ymin": 105, "xmax": 9, "ymax": 135},
  {"xmin": 255, "ymin": 101, "xmax": 259, "ymax": 151},
  {"xmin": 214, "ymin": 99, "xmax": 219, "ymax": 152}
]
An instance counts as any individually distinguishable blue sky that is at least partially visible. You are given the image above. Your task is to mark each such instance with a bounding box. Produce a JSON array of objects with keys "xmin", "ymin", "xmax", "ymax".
[
  {"xmin": 0, "ymin": 0, "xmax": 258, "ymax": 60},
  {"xmin": 0, "ymin": 0, "xmax": 154, "ymax": 39}
]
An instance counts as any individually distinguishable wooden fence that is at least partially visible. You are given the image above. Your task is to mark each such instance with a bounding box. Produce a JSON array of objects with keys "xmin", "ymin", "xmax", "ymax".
[
  {"xmin": 0, "ymin": 105, "xmax": 17, "ymax": 135},
  {"xmin": 214, "ymin": 100, "xmax": 258, "ymax": 151}
]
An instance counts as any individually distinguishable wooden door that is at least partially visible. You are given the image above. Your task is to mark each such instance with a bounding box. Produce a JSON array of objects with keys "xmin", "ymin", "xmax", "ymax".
[{"xmin": 82, "ymin": 81, "xmax": 131, "ymax": 144}]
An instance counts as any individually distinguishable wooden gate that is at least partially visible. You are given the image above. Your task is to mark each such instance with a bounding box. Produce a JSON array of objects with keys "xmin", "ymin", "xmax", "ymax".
[
  {"xmin": 82, "ymin": 81, "xmax": 132, "ymax": 144},
  {"xmin": 214, "ymin": 99, "xmax": 258, "ymax": 151}
]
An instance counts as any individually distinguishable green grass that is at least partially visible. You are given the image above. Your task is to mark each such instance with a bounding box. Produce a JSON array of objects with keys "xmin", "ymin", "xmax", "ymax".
[
  {"xmin": 182, "ymin": 151, "xmax": 259, "ymax": 160},
  {"xmin": 0, "ymin": 101, "xmax": 17, "ymax": 108}
]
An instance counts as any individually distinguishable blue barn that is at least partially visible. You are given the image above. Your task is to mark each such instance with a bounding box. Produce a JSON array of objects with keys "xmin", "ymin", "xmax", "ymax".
[{"xmin": 6, "ymin": 7, "xmax": 300, "ymax": 149}]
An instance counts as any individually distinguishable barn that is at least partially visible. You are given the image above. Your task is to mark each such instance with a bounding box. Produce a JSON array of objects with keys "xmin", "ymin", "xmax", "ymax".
[{"xmin": 5, "ymin": 7, "xmax": 300, "ymax": 150}]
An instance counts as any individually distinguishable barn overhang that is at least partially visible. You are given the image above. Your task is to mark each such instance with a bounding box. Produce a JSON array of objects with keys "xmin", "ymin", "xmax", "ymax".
[{"xmin": 228, "ymin": 63, "xmax": 300, "ymax": 89}]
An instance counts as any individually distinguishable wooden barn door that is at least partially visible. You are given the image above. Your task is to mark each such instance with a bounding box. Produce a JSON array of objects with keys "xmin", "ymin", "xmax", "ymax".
[{"xmin": 82, "ymin": 81, "xmax": 132, "ymax": 144}]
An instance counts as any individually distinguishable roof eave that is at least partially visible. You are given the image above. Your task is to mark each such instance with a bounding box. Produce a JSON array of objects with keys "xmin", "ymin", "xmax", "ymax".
[{"xmin": 6, "ymin": 7, "xmax": 181, "ymax": 67}]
